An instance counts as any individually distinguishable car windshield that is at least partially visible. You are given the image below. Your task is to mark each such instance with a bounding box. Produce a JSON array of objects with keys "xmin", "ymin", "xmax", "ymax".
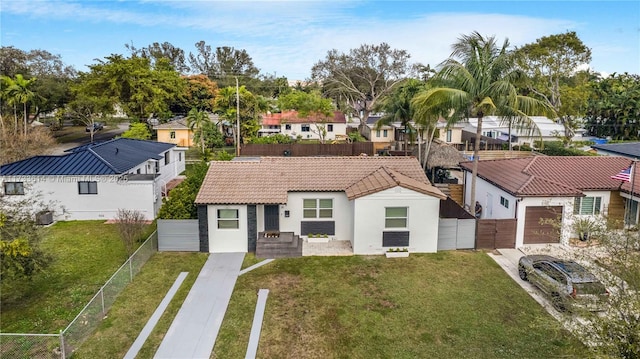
[{"xmin": 574, "ymin": 282, "xmax": 606, "ymax": 295}]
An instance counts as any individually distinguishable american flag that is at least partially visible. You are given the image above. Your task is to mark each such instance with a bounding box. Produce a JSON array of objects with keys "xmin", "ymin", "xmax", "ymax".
[{"xmin": 611, "ymin": 165, "xmax": 633, "ymax": 182}]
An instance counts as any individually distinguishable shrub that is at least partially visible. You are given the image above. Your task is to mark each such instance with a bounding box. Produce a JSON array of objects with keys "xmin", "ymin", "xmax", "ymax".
[{"xmin": 157, "ymin": 162, "xmax": 209, "ymax": 219}]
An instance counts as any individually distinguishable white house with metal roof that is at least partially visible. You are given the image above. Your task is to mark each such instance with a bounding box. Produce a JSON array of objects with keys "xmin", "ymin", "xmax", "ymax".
[
  {"xmin": 194, "ymin": 156, "xmax": 446, "ymax": 256},
  {"xmin": 0, "ymin": 138, "xmax": 186, "ymax": 221}
]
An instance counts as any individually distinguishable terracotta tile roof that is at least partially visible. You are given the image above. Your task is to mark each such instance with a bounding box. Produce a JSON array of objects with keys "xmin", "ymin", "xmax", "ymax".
[
  {"xmin": 195, "ymin": 156, "xmax": 444, "ymax": 204},
  {"xmin": 345, "ymin": 167, "xmax": 446, "ymax": 200},
  {"xmin": 153, "ymin": 118, "xmax": 190, "ymax": 130},
  {"xmin": 459, "ymin": 156, "xmax": 632, "ymax": 197},
  {"xmin": 261, "ymin": 110, "xmax": 346, "ymax": 126}
]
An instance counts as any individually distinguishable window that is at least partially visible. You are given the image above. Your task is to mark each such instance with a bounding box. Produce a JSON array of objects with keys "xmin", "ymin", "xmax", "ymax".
[
  {"xmin": 155, "ymin": 161, "xmax": 160, "ymax": 173},
  {"xmin": 500, "ymin": 196, "xmax": 509, "ymax": 209},
  {"xmin": 136, "ymin": 168, "xmax": 141, "ymax": 174},
  {"xmin": 4, "ymin": 182, "xmax": 24, "ymax": 195},
  {"xmin": 285, "ymin": 124, "xmax": 291, "ymax": 130},
  {"xmin": 301, "ymin": 124, "xmax": 310, "ymax": 132},
  {"xmin": 327, "ymin": 124, "xmax": 333, "ymax": 132},
  {"xmin": 170, "ymin": 131, "xmax": 176, "ymax": 139},
  {"xmin": 383, "ymin": 129, "xmax": 388, "ymax": 137},
  {"xmin": 179, "ymin": 152, "xmax": 182, "ymax": 161},
  {"xmin": 574, "ymin": 196, "xmax": 602, "ymax": 215},
  {"xmin": 385, "ymin": 207, "xmax": 408, "ymax": 228},
  {"xmin": 446, "ymin": 129, "xmax": 452, "ymax": 142},
  {"xmin": 78, "ymin": 181, "xmax": 98, "ymax": 195},
  {"xmin": 164, "ymin": 151, "xmax": 170, "ymax": 165},
  {"xmin": 303, "ymin": 199, "xmax": 333, "ymax": 218},
  {"xmin": 376, "ymin": 130, "xmax": 381, "ymax": 138},
  {"xmin": 217, "ymin": 209, "xmax": 239, "ymax": 229}
]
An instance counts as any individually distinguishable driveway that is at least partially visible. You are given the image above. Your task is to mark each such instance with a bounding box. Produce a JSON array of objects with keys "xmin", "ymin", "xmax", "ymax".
[{"xmin": 154, "ymin": 252, "xmax": 244, "ymax": 359}]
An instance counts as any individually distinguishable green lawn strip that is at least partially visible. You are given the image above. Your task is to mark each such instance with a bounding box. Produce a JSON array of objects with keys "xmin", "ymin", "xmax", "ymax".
[
  {"xmin": 241, "ymin": 252, "xmax": 264, "ymax": 270},
  {"xmin": 214, "ymin": 252, "xmax": 588, "ymax": 359},
  {"xmin": 1, "ymin": 221, "xmax": 130, "ymax": 334},
  {"xmin": 72, "ymin": 252, "xmax": 208, "ymax": 359}
]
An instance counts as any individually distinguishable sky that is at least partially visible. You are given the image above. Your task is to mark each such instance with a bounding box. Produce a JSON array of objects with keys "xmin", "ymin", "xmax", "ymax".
[{"xmin": 1, "ymin": 1, "xmax": 639, "ymax": 80}]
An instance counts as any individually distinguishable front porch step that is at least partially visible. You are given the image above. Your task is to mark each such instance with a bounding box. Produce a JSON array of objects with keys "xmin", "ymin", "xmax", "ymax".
[{"xmin": 256, "ymin": 233, "xmax": 302, "ymax": 258}]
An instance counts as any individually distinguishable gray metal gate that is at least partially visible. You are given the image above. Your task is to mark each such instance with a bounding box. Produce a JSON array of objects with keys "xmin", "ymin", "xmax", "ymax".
[
  {"xmin": 158, "ymin": 219, "xmax": 199, "ymax": 251},
  {"xmin": 437, "ymin": 218, "xmax": 476, "ymax": 250}
]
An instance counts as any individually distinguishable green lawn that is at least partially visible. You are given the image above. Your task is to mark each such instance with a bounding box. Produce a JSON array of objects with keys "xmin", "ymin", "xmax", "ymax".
[
  {"xmin": 0, "ymin": 220, "xmax": 150, "ymax": 334},
  {"xmin": 215, "ymin": 252, "xmax": 588, "ymax": 359},
  {"xmin": 74, "ymin": 251, "xmax": 588, "ymax": 358}
]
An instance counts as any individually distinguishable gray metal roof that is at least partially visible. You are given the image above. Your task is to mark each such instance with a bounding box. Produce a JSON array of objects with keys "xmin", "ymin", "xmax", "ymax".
[
  {"xmin": 591, "ymin": 142, "xmax": 640, "ymax": 158},
  {"xmin": 1, "ymin": 138, "xmax": 175, "ymax": 176}
]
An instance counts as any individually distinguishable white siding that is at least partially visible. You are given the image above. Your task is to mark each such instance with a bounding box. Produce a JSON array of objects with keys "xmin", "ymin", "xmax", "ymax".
[
  {"xmin": 207, "ymin": 205, "xmax": 248, "ymax": 252},
  {"xmin": 464, "ymin": 171, "xmax": 517, "ymax": 219},
  {"xmin": 352, "ymin": 187, "xmax": 440, "ymax": 254},
  {"xmin": 1, "ymin": 175, "xmax": 156, "ymax": 220},
  {"xmin": 281, "ymin": 123, "xmax": 348, "ymax": 141}
]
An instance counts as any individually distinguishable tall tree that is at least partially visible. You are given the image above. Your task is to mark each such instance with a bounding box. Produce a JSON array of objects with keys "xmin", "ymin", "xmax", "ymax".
[
  {"xmin": 377, "ymin": 78, "xmax": 425, "ymax": 155},
  {"xmin": 188, "ymin": 42, "xmax": 260, "ymax": 88},
  {"xmin": 413, "ymin": 32, "xmax": 552, "ymax": 211},
  {"xmin": 311, "ymin": 43, "xmax": 412, "ymax": 131},
  {"xmin": 515, "ymin": 32, "xmax": 592, "ymax": 145},
  {"xmin": 126, "ymin": 41, "xmax": 189, "ymax": 74},
  {"xmin": 584, "ymin": 73, "xmax": 640, "ymax": 140},
  {"xmin": 186, "ymin": 108, "xmax": 210, "ymax": 153},
  {"xmin": 172, "ymin": 74, "xmax": 218, "ymax": 113},
  {"xmin": 214, "ymin": 86, "xmax": 269, "ymax": 143},
  {"xmin": 4, "ymin": 74, "xmax": 38, "ymax": 134}
]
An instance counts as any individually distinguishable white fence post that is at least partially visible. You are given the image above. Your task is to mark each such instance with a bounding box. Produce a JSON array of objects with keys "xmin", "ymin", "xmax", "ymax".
[{"xmin": 60, "ymin": 332, "xmax": 66, "ymax": 359}]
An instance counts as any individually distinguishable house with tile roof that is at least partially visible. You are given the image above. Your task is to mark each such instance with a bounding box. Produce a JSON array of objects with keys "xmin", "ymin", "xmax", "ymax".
[
  {"xmin": 195, "ymin": 156, "xmax": 446, "ymax": 255},
  {"xmin": 460, "ymin": 156, "xmax": 634, "ymax": 247},
  {"xmin": 0, "ymin": 138, "xmax": 186, "ymax": 220},
  {"xmin": 258, "ymin": 110, "xmax": 348, "ymax": 141}
]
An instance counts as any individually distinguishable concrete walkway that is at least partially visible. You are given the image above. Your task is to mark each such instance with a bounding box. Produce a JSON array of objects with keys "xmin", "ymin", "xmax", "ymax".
[{"xmin": 154, "ymin": 252, "xmax": 244, "ymax": 359}]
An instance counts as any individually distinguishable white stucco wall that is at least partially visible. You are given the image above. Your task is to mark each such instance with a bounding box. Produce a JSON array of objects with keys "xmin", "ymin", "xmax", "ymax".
[
  {"xmin": 276, "ymin": 192, "xmax": 352, "ymax": 239},
  {"xmin": 464, "ymin": 171, "xmax": 517, "ymax": 219},
  {"xmin": 207, "ymin": 204, "xmax": 248, "ymax": 252},
  {"xmin": 281, "ymin": 123, "xmax": 347, "ymax": 141},
  {"xmin": 352, "ymin": 187, "xmax": 441, "ymax": 255},
  {"xmin": 1, "ymin": 175, "xmax": 156, "ymax": 220}
]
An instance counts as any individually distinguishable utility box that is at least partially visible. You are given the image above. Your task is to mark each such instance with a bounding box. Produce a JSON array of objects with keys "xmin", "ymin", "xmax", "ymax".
[{"xmin": 36, "ymin": 210, "xmax": 54, "ymax": 225}]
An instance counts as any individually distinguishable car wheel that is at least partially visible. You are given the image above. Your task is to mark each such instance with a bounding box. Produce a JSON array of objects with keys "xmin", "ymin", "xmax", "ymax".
[
  {"xmin": 551, "ymin": 293, "xmax": 566, "ymax": 312},
  {"xmin": 518, "ymin": 265, "xmax": 528, "ymax": 281}
]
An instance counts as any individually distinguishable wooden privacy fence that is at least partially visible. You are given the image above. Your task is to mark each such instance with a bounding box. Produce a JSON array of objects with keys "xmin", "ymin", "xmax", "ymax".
[
  {"xmin": 240, "ymin": 142, "xmax": 374, "ymax": 156},
  {"xmin": 476, "ymin": 219, "xmax": 517, "ymax": 249}
]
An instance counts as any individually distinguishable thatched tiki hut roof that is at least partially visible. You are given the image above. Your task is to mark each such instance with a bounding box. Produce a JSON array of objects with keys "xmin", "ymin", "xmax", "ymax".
[{"xmin": 413, "ymin": 139, "xmax": 466, "ymax": 169}]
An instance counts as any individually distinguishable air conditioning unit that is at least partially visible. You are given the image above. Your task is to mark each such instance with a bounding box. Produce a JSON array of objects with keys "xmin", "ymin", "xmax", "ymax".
[{"xmin": 36, "ymin": 210, "xmax": 54, "ymax": 225}]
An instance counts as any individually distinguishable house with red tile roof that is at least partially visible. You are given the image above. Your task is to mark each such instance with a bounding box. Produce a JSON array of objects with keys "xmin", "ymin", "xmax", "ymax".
[
  {"xmin": 258, "ymin": 110, "xmax": 348, "ymax": 141},
  {"xmin": 460, "ymin": 156, "xmax": 636, "ymax": 247},
  {"xmin": 194, "ymin": 156, "xmax": 446, "ymax": 255}
]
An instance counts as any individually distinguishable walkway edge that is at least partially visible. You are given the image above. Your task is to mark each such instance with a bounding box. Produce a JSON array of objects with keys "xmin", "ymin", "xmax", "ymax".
[
  {"xmin": 239, "ymin": 259, "xmax": 274, "ymax": 276},
  {"xmin": 245, "ymin": 289, "xmax": 269, "ymax": 359},
  {"xmin": 124, "ymin": 272, "xmax": 189, "ymax": 359}
]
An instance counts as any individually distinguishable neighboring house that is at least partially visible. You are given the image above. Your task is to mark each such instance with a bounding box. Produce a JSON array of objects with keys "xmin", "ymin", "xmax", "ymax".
[
  {"xmin": 259, "ymin": 110, "xmax": 348, "ymax": 141},
  {"xmin": 591, "ymin": 142, "xmax": 640, "ymax": 159},
  {"xmin": 195, "ymin": 156, "xmax": 446, "ymax": 255},
  {"xmin": 0, "ymin": 138, "xmax": 186, "ymax": 220},
  {"xmin": 460, "ymin": 156, "xmax": 632, "ymax": 247},
  {"xmin": 462, "ymin": 116, "xmax": 565, "ymax": 147},
  {"xmin": 436, "ymin": 119, "xmax": 464, "ymax": 145},
  {"xmin": 154, "ymin": 118, "xmax": 194, "ymax": 147},
  {"xmin": 363, "ymin": 116, "xmax": 395, "ymax": 152}
]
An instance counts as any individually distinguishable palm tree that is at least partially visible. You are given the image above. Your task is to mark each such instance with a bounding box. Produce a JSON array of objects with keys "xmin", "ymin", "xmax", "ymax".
[
  {"xmin": 413, "ymin": 32, "xmax": 553, "ymax": 211},
  {"xmin": 186, "ymin": 108, "xmax": 209, "ymax": 153},
  {"xmin": 377, "ymin": 79, "xmax": 425, "ymax": 156},
  {"xmin": 5, "ymin": 74, "xmax": 38, "ymax": 134}
]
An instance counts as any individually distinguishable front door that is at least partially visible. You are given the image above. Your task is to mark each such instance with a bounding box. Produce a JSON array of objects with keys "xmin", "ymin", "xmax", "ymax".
[{"xmin": 264, "ymin": 205, "xmax": 279, "ymax": 231}]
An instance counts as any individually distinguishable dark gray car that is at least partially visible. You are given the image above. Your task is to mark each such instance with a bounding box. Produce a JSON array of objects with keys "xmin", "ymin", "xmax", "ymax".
[{"xmin": 518, "ymin": 255, "xmax": 609, "ymax": 312}]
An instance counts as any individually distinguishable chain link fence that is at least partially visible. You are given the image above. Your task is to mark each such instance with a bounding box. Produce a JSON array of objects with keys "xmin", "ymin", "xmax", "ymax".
[{"xmin": 1, "ymin": 231, "xmax": 158, "ymax": 359}]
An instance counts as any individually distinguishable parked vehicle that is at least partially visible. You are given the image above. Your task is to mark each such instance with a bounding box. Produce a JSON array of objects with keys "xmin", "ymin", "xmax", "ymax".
[
  {"xmin": 86, "ymin": 122, "xmax": 104, "ymax": 132},
  {"xmin": 518, "ymin": 255, "xmax": 609, "ymax": 312}
]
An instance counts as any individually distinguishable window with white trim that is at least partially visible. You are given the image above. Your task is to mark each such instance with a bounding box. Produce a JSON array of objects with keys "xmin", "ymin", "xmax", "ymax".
[
  {"xmin": 303, "ymin": 199, "xmax": 333, "ymax": 218},
  {"xmin": 285, "ymin": 124, "xmax": 291, "ymax": 130},
  {"xmin": 78, "ymin": 181, "xmax": 98, "ymax": 195},
  {"xmin": 217, "ymin": 209, "xmax": 239, "ymax": 229},
  {"xmin": 301, "ymin": 124, "xmax": 310, "ymax": 132},
  {"xmin": 500, "ymin": 196, "xmax": 509, "ymax": 209},
  {"xmin": 574, "ymin": 196, "xmax": 602, "ymax": 215},
  {"xmin": 4, "ymin": 182, "xmax": 24, "ymax": 195},
  {"xmin": 170, "ymin": 131, "xmax": 176, "ymax": 139},
  {"xmin": 446, "ymin": 129, "xmax": 452, "ymax": 142},
  {"xmin": 327, "ymin": 124, "xmax": 333, "ymax": 132},
  {"xmin": 164, "ymin": 151, "xmax": 170, "ymax": 165},
  {"xmin": 385, "ymin": 207, "xmax": 408, "ymax": 228},
  {"xmin": 383, "ymin": 129, "xmax": 388, "ymax": 137}
]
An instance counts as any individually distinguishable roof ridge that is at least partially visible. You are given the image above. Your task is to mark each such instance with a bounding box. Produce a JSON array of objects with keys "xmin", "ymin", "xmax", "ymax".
[
  {"xmin": 87, "ymin": 146, "xmax": 120, "ymax": 173},
  {"xmin": 521, "ymin": 156, "xmax": 538, "ymax": 173}
]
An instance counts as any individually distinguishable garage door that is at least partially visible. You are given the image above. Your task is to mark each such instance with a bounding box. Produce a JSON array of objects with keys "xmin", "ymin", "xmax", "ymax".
[{"xmin": 523, "ymin": 206, "xmax": 562, "ymax": 244}]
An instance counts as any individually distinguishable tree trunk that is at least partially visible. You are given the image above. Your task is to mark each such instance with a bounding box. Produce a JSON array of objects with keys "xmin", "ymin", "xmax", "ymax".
[
  {"xmin": 508, "ymin": 120, "xmax": 513, "ymax": 151},
  {"xmin": 470, "ymin": 116, "xmax": 483, "ymax": 211},
  {"xmin": 422, "ymin": 125, "xmax": 438, "ymax": 170},
  {"xmin": 23, "ymin": 102, "xmax": 27, "ymax": 134}
]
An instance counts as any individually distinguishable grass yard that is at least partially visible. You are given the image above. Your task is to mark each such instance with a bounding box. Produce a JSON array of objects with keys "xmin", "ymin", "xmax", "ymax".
[
  {"xmin": 72, "ymin": 252, "xmax": 209, "ymax": 359},
  {"xmin": 0, "ymin": 220, "xmax": 151, "ymax": 334},
  {"xmin": 215, "ymin": 252, "xmax": 588, "ymax": 359}
]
